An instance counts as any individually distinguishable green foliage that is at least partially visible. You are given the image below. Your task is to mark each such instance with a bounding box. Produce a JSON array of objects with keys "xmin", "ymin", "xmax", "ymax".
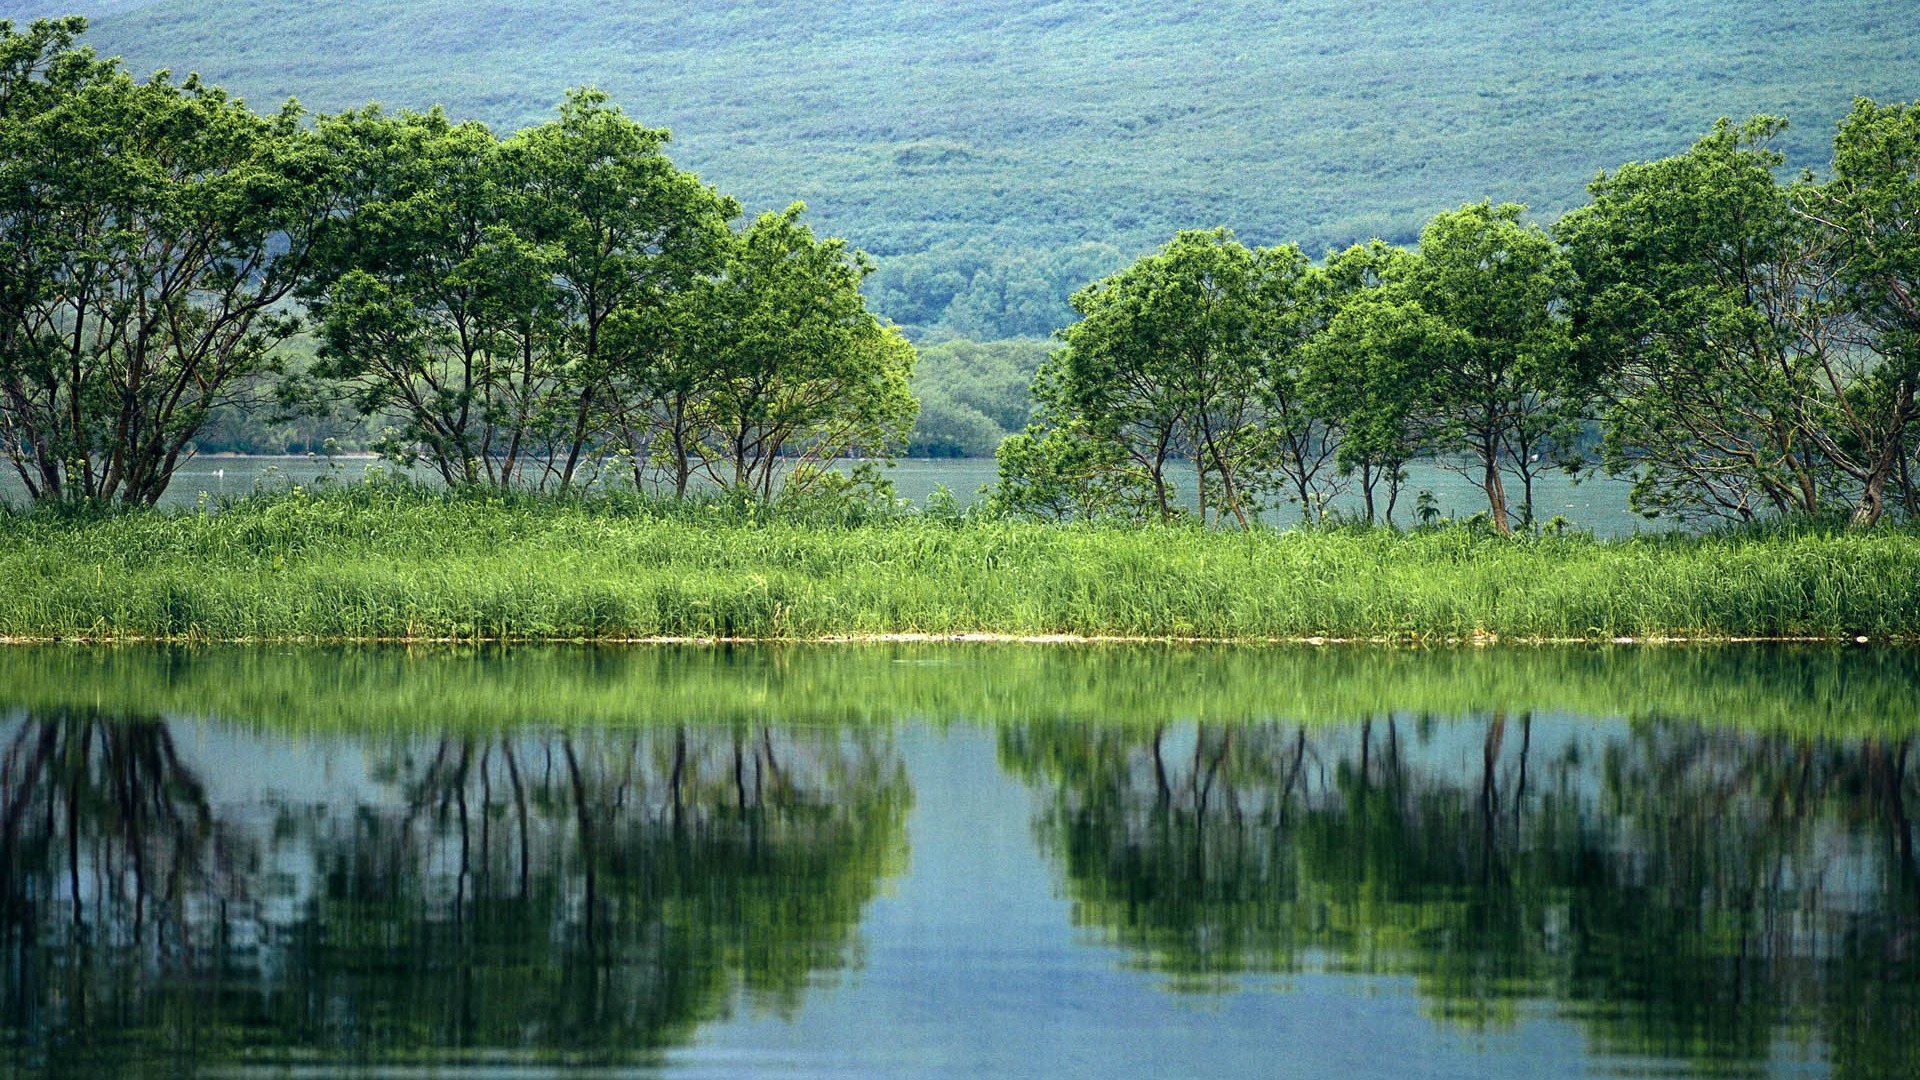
[
  {"xmin": 1014, "ymin": 104, "xmax": 1920, "ymax": 533},
  {"xmin": 907, "ymin": 336, "xmax": 1048, "ymax": 457},
  {"xmin": 1012, "ymin": 230, "xmax": 1326, "ymax": 525},
  {"xmin": 986, "ymin": 422, "xmax": 1149, "ymax": 522},
  {"xmin": 299, "ymin": 103, "xmax": 575, "ymax": 486},
  {"xmin": 1560, "ymin": 113, "xmax": 1920, "ymax": 527},
  {"xmin": 0, "ymin": 17, "xmax": 334, "ymax": 506},
  {"xmin": 510, "ymin": 89, "xmax": 743, "ymax": 492},
  {"xmin": 3, "ymin": 481, "xmax": 1920, "ymax": 642},
  {"xmin": 187, "ymin": 334, "xmax": 376, "ymax": 454},
  {"xmin": 1297, "ymin": 242, "xmax": 1435, "ymax": 523},
  {"xmin": 1561, "ymin": 117, "xmax": 1823, "ymax": 521},
  {"xmin": 1805, "ymin": 98, "xmax": 1920, "ymax": 523},
  {"xmin": 649, "ymin": 205, "xmax": 916, "ymax": 499},
  {"xmin": 866, "ymin": 241, "xmax": 1130, "ymax": 339},
  {"xmin": 4, "ymin": 21, "xmax": 908, "ymax": 505},
  {"xmin": 82, "ymin": 1, "xmax": 1920, "ymax": 338},
  {"xmin": 1398, "ymin": 201, "xmax": 1579, "ymax": 532},
  {"xmin": 1822, "ymin": 99, "xmax": 1920, "ymax": 347},
  {"xmin": 1003, "ymin": 214, "xmax": 1577, "ymax": 531},
  {"xmin": 298, "ymin": 101, "xmax": 911, "ymax": 501}
]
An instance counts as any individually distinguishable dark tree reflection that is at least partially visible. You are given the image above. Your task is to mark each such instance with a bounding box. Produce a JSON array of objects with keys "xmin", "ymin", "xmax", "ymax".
[
  {"xmin": 1001, "ymin": 716, "xmax": 1920, "ymax": 1079},
  {"xmin": 1, "ymin": 709, "xmax": 249, "ymax": 1077},
  {"xmin": 1, "ymin": 717, "xmax": 909, "ymax": 1075}
]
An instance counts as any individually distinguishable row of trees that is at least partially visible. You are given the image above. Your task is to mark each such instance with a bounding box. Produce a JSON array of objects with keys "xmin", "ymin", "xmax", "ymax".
[
  {"xmin": 7, "ymin": 17, "xmax": 1913, "ymax": 526},
  {"xmin": 0, "ymin": 18, "xmax": 915, "ymax": 507},
  {"xmin": 997, "ymin": 105, "xmax": 1920, "ymax": 530}
]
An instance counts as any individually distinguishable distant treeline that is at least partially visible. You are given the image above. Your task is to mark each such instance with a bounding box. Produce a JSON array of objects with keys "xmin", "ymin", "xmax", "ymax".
[{"xmin": 998, "ymin": 111, "xmax": 1920, "ymax": 531}]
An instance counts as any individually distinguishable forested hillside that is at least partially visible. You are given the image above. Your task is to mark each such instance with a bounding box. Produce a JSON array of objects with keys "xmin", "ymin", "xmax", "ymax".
[
  {"xmin": 56, "ymin": 0, "xmax": 1917, "ymax": 338},
  {"xmin": 0, "ymin": 1, "xmax": 153, "ymax": 18}
]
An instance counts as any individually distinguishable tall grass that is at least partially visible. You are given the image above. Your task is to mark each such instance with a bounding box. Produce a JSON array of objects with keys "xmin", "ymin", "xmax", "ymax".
[{"xmin": 2, "ymin": 481, "xmax": 1917, "ymax": 643}]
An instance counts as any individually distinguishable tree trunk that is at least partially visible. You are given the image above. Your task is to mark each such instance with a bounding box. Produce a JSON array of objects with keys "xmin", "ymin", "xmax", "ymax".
[
  {"xmin": 558, "ymin": 385, "xmax": 596, "ymax": 493},
  {"xmin": 1849, "ymin": 398, "xmax": 1911, "ymax": 528},
  {"xmin": 1481, "ymin": 440, "xmax": 1511, "ymax": 534},
  {"xmin": 1900, "ymin": 433, "xmax": 1919, "ymax": 520}
]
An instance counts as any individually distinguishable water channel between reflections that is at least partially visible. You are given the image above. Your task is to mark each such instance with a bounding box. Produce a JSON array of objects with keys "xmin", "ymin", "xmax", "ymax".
[{"xmin": 2, "ymin": 644, "xmax": 1915, "ymax": 1079}]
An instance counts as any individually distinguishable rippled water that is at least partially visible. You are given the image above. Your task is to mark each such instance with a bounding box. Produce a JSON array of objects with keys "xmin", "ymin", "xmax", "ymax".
[{"xmin": 3, "ymin": 644, "xmax": 1914, "ymax": 1078}]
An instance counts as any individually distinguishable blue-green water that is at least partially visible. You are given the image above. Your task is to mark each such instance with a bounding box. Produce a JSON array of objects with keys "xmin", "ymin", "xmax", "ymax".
[
  {"xmin": 0, "ymin": 455, "xmax": 1649, "ymax": 535},
  {"xmin": 3, "ymin": 644, "xmax": 1914, "ymax": 1078}
]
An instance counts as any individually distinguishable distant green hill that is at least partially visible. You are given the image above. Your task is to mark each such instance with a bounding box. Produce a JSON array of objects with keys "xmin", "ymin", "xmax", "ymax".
[
  {"xmin": 55, "ymin": 1, "xmax": 1920, "ymax": 335},
  {"xmin": 0, "ymin": 1, "xmax": 155, "ymax": 19}
]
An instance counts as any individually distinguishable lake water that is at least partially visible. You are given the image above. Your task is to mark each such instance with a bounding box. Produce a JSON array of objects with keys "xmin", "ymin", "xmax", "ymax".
[
  {"xmin": 0, "ymin": 453, "xmax": 1651, "ymax": 534},
  {"xmin": 0, "ymin": 454, "xmax": 1655, "ymax": 535},
  {"xmin": 4, "ymin": 644, "xmax": 1915, "ymax": 1078}
]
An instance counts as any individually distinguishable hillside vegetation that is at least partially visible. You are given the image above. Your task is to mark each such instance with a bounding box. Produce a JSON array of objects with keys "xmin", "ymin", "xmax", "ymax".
[{"xmin": 78, "ymin": 0, "xmax": 1920, "ymax": 337}]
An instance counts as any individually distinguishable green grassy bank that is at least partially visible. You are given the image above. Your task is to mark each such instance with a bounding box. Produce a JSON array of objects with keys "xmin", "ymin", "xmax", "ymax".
[{"xmin": 2, "ymin": 483, "xmax": 1917, "ymax": 643}]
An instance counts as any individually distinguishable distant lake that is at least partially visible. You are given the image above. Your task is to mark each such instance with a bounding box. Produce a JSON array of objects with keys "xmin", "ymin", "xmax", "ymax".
[
  {"xmin": 4, "ymin": 643, "xmax": 1915, "ymax": 1079},
  {"xmin": 1, "ymin": 454, "xmax": 1654, "ymax": 536}
]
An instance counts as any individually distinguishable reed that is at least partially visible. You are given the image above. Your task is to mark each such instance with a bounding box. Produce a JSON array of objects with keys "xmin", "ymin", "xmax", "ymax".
[{"xmin": 2, "ymin": 481, "xmax": 1917, "ymax": 643}]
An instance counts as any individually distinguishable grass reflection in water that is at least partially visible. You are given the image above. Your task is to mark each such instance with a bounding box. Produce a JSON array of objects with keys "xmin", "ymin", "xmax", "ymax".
[{"xmin": 1, "ymin": 643, "xmax": 1915, "ymax": 1078}]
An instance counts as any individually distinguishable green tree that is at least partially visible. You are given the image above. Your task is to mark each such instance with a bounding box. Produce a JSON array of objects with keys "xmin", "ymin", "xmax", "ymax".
[
  {"xmin": 1299, "ymin": 242, "xmax": 1447, "ymax": 524},
  {"xmin": 508, "ymin": 89, "xmax": 738, "ymax": 492},
  {"xmin": 603, "ymin": 280, "xmax": 714, "ymax": 496},
  {"xmin": 299, "ymin": 89, "xmax": 739, "ymax": 493},
  {"xmin": 1796, "ymin": 98, "xmax": 1920, "ymax": 524},
  {"xmin": 909, "ymin": 384, "xmax": 1008, "ymax": 458},
  {"xmin": 0, "ymin": 17, "xmax": 336, "ymax": 506},
  {"xmin": 865, "ymin": 241, "xmax": 1126, "ymax": 339},
  {"xmin": 1251, "ymin": 242, "xmax": 1346, "ymax": 522},
  {"xmin": 1559, "ymin": 118, "xmax": 1845, "ymax": 524},
  {"xmin": 997, "ymin": 231, "xmax": 1341, "ymax": 525},
  {"xmin": 1025, "ymin": 229, "xmax": 1274, "ymax": 524},
  {"xmin": 906, "ymin": 337, "xmax": 1047, "ymax": 457},
  {"xmin": 671, "ymin": 204, "xmax": 917, "ymax": 500},
  {"xmin": 985, "ymin": 419, "xmax": 1146, "ymax": 520},
  {"xmin": 1407, "ymin": 202, "xmax": 1577, "ymax": 532},
  {"xmin": 1034, "ymin": 235, "xmax": 1205, "ymax": 521},
  {"xmin": 300, "ymin": 107, "xmax": 566, "ymax": 486}
]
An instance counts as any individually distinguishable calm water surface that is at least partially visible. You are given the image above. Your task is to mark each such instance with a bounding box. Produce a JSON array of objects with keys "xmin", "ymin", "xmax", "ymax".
[
  {"xmin": 3, "ymin": 645, "xmax": 1914, "ymax": 1078},
  {"xmin": 0, "ymin": 455, "xmax": 1647, "ymax": 535}
]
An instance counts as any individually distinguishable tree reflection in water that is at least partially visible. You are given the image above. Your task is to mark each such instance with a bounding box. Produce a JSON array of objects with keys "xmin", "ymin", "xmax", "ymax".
[
  {"xmin": 1001, "ymin": 716, "xmax": 1919, "ymax": 1079},
  {"xmin": 1, "ymin": 714, "xmax": 909, "ymax": 1075}
]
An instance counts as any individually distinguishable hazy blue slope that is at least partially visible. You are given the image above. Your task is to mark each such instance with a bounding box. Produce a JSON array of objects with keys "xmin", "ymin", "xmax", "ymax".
[
  {"xmin": 86, "ymin": 1, "xmax": 1916, "ymax": 251},
  {"xmin": 74, "ymin": 1, "xmax": 1920, "ymax": 336},
  {"xmin": 0, "ymin": 2, "xmax": 161, "ymax": 18}
]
